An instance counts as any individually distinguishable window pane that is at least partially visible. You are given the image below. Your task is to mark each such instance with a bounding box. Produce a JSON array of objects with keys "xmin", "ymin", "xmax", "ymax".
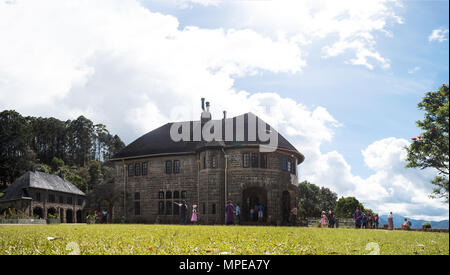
[
  {"xmin": 181, "ymin": 191, "xmax": 187, "ymax": 199},
  {"xmin": 243, "ymin": 153, "xmax": 250, "ymax": 168},
  {"xmin": 135, "ymin": 192, "xmax": 140, "ymax": 200},
  {"xmin": 165, "ymin": 160, "xmax": 172, "ymax": 174},
  {"xmin": 174, "ymin": 191, "xmax": 180, "ymax": 199},
  {"xmin": 159, "ymin": 191, "xmax": 164, "ymax": 199},
  {"xmin": 135, "ymin": 163, "xmax": 141, "ymax": 176},
  {"xmin": 211, "ymin": 155, "xmax": 217, "ymax": 168},
  {"xmin": 251, "ymin": 153, "xmax": 259, "ymax": 168},
  {"xmin": 173, "ymin": 160, "xmax": 180, "ymax": 173},
  {"xmin": 166, "ymin": 201, "xmax": 172, "ymax": 215},
  {"xmin": 158, "ymin": 201, "xmax": 165, "ymax": 215},
  {"xmin": 282, "ymin": 156, "xmax": 287, "ymax": 171},
  {"xmin": 166, "ymin": 191, "xmax": 172, "ymax": 199},
  {"xmin": 142, "ymin": 162, "xmax": 148, "ymax": 176}
]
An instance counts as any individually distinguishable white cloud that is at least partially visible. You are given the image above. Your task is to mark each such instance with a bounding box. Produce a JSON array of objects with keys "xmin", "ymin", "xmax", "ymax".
[
  {"xmin": 175, "ymin": 0, "xmax": 403, "ymax": 70},
  {"xmin": 297, "ymin": 137, "xmax": 448, "ymax": 220},
  {"xmin": 428, "ymin": 28, "xmax": 449, "ymax": 42}
]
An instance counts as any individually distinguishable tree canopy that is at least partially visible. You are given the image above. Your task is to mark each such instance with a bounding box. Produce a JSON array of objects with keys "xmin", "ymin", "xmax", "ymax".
[{"xmin": 406, "ymin": 84, "xmax": 449, "ymax": 202}]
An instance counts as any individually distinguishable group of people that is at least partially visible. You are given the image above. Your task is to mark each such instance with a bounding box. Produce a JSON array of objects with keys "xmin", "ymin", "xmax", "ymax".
[
  {"xmin": 320, "ymin": 209, "xmax": 337, "ymax": 228},
  {"xmin": 226, "ymin": 201, "xmax": 264, "ymax": 225},
  {"xmin": 354, "ymin": 208, "xmax": 379, "ymax": 229},
  {"xmin": 93, "ymin": 209, "xmax": 108, "ymax": 223}
]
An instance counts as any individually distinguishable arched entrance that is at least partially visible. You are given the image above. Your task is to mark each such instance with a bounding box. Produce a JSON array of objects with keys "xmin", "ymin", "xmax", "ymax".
[
  {"xmin": 33, "ymin": 207, "xmax": 43, "ymax": 219},
  {"xmin": 66, "ymin": 209, "xmax": 73, "ymax": 223},
  {"xmin": 47, "ymin": 207, "xmax": 56, "ymax": 218},
  {"xmin": 281, "ymin": 191, "xmax": 291, "ymax": 225},
  {"xmin": 242, "ymin": 187, "xmax": 267, "ymax": 223},
  {"xmin": 76, "ymin": 210, "xmax": 82, "ymax": 223}
]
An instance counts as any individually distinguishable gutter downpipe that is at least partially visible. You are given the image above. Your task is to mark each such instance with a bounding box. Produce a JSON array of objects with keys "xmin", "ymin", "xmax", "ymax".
[
  {"xmin": 221, "ymin": 148, "xmax": 227, "ymax": 224},
  {"xmin": 122, "ymin": 159, "xmax": 126, "ymax": 222}
]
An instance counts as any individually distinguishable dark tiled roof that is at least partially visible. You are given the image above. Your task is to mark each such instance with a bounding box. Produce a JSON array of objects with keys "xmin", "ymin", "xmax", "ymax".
[
  {"xmin": 113, "ymin": 113, "xmax": 304, "ymax": 162},
  {"xmin": 0, "ymin": 171, "xmax": 85, "ymax": 201}
]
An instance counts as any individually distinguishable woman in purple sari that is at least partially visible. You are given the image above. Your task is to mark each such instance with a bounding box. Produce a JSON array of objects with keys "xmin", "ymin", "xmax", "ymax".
[{"xmin": 225, "ymin": 201, "xmax": 235, "ymax": 225}]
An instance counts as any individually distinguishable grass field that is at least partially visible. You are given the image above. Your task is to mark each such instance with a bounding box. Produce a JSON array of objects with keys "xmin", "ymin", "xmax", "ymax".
[{"xmin": 0, "ymin": 224, "xmax": 448, "ymax": 255}]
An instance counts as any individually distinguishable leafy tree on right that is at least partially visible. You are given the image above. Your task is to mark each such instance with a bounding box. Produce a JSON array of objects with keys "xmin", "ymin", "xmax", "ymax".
[{"xmin": 406, "ymin": 84, "xmax": 449, "ymax": 202}]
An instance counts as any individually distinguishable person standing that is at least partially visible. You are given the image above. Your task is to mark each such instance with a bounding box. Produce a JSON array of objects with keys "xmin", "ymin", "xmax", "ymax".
[
  {"xmin": 225, "ymin": 201, "xmax": 235, "ymax": 225},
  {"xmin": 102, "ymin": 209, "xmax": 108, "ymax": 224},
  {"xmin": 191, "ymin": 204, "xmax": 198, "ymax": 225},
  {"xmin": 375, "ymin": 214, "xmax": 379, "ymax": 229},
  {"xmin": 328, "ymin": 209, "xmax": 335, "ymax": 228},
  {"xmin": 354, "ymin": 208, "xmax": 362, "ymax": 229},
  {"xmin": 320, "ymin": 211, "xmax": 326, "ymax": 228},
  {"xmin": 174, "ymin": 200, "xmax": 188, "ymax": 225},
  {"xmin": 290, "ymin": 207, "xmax": 298, "ymax": 226},
  {"xmin": 257, "ymin": 204, "xmax": 264, "ymax": 224},
  {"xmin": 235, "ymin": 203, "xmax": 240, "ymax": 225},
  {"xmin": 388, "ymin": 212, "xmax": 394, "ymax": 230}
]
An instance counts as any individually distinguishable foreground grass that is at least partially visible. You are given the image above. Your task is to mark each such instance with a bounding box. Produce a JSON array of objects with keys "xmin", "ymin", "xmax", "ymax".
[{"xmin": 0, "ymin": 224, "xmax": 448, "ymax": 255}]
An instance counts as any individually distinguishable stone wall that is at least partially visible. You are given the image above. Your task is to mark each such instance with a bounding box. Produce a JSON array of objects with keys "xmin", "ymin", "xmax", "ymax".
[{"xmin": 113, "ymin": 147, "xmax": 300, "ymax": 225}]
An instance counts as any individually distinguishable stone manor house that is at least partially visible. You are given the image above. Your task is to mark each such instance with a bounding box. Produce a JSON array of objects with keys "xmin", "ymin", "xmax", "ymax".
[{"xmin": 111, "ymin": 99, "xmax": 305, "ymax": 225}]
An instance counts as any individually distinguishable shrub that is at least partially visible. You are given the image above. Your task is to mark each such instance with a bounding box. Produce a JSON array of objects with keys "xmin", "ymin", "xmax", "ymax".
[
  {"xmin": 47, "ymin": 213, "xmax": 59, "ymax": 219},
  {"xmin": 423, "ymin": 222, "xmax": 432, "ymax": 229}
]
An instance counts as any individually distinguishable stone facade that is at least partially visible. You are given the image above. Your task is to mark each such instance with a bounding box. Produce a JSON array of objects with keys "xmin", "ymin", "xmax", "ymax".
[{"xmin": 113, "ymin": 147, "xmax": 300, "ymax": 225}]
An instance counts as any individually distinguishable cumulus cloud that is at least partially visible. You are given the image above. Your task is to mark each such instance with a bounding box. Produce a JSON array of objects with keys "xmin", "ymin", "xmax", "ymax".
[
  {"xmin": 428, "ymin": 28, "xmax": 449, "ymax": 42},
  {"xmin": 407, "ymin": 66, "xmax": 421, "ymax": 74},
  {"xmin": 174, "ymin": 0, "xmax": 403, "ymax": 70},
  {"xmin": 297, "ymin": 137, "xmax": 448, "ymax": 221}
]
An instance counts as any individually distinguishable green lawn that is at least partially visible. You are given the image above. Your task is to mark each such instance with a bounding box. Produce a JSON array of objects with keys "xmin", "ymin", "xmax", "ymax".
[{"xmin": 0, "ymin": 224, "xmax": 448, "ymax": 255}]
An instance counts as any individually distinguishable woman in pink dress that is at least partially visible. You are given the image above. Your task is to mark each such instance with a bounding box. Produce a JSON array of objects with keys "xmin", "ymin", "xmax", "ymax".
[
  {"xmin": 321, "ymin": 211, "xmax": 326, "ymax": 228},
  {"xmin": 191, "ymin": 204, "xmax": 198, "ymax": 224}
]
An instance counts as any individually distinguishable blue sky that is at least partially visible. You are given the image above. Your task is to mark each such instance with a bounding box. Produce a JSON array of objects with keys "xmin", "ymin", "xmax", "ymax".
[{"xmin": 0, "ymin": 0, "xmax": 448, "ymax": 220}]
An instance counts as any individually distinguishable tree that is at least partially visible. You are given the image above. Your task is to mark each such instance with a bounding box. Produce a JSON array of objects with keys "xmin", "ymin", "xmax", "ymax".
[
  {"xmin": 0, "ymin": 110, "xmax": 34, "ymax": 185},
  {"xmin": 335, "ymin": 197, "xmax": 364, "ymax": 218},
  {"xmin": 297, "ymin": 181, "xmax": 337, "ymax": 219},
  {"xmin": 406, "ymin": 84, "xmax": 449, "ymax": 202}
]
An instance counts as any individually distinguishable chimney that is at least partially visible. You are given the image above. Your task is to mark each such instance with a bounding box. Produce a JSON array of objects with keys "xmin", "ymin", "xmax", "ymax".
[
  {"xmin": 223, "ymin": 110, "xmax": 227, "ymax": 119},
  {"xmin": 201, "ymin": 98, "xmax": 205, "ymax": 111}
]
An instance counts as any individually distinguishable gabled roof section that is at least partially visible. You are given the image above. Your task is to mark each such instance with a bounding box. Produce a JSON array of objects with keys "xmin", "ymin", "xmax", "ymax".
[
  {"xmin": 0, "ymin": 171, "xmax": 85, "ymax": 201},
  {"xmin": 113, "ymin": 113, "xmax": 305, "ymax": 163}
]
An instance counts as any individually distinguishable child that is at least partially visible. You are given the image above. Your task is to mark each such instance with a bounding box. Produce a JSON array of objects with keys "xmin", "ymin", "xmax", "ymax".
[
  {"xmin": 191, "ymin": 204, "xmax": 198, "ymax": 224},
  {"xmin": 321, "ymin": 211, "xmax": 326, "ymax": 228},
  {"xmin": 250, "ymin": 208, "xmax": 255, "ymax": 221}
]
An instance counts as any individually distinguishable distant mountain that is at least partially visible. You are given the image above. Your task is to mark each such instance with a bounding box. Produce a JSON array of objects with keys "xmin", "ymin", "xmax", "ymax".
[{"xmin": 379, "ymin": 214, "xmax": 449, "ymax": 229}]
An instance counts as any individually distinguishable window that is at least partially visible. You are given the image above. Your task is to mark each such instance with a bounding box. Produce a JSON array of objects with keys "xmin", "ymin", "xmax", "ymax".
[
  {"xmin": 203, "ymin": 156, "xmax": 206, "ymax": 169},
  {"xmin": 287, "ymin": 159, "xmax": 292, "ymax": 173},
  {"xmin": 166, "ymin": 191, "xmax": 172, "ymax": 199},
  {"xmin": 158, "ymin": 201, "xmax": 165, "ymax": 215},
  {"xmin": 211, "ymin": 155, "xmax": 217, "ymax": 168},
  {"xmin": 67, "ymin": 196, "xmax": 73, "ymax": 204},
  {"xmin": 128, "ymin": 164, "xmax": 134, "ymax": 177},
  {"xmin": 142, "ymin": 162, "xmax": 148, "ymax": 176},
  {"xmin": 243, "ymin": 152, "xmax": 250, "ymax": 168},
  {"xmin": 202, "ymin": 203, "xmax": 206, "ymax": 215},
  {"xmin": 135, "ymin": 163, "xmax": 141, "ymax": 176},
  {"xmin": 158, "ymin": 191, "xmax": 164, "ymax": 199},
  {"xmin": 174, "ymin": 203, "xmax": 179, "ymax": 215},
  {"xmin": 134, "ymin": 192, "xmax": 140, "ymax": 200},
  {"xmin": 166, "ymin": 201, "xmax": 172, "ymax": 215},
  {"xmin": 173, "ymin": 191, "xmax": 180, "ymax": 199},
  {"xmin": 165, "ymin": 160, "xmax": 172, "ymax": 174},
  {"xmin": 181, "ymin": 191, "xmax": 187, "ymax": 199},
  {"xmin": 251, "ymin": 153, "xmax": 259, "ymax": 168},
  {"xmin": 59, "ymin": 196, "xmax": 64, "ymax": 204},
  {"xmin": 48, "ymin": 194, "xmax": 55, "ymax": 203},
  {"xmin": 35, "ymin": 192, "xmax": 41, "ymax": 202},
  {"xmin": 77, "ymin": 199, "xmax": 83, "ymax": 206},
  {"xmin": 134, "ymin": 202, "xmax": 141, "ymax": 215},
  {"xmin": 291, "ymin": 161, "xmax": 296, "ymax": 174},
  {"xmin": 282, "ymin": 156, "xmax": 287, "ymax": 171},
  {"xmin": 173, "ymin": 160, "xmax": 180, "ymax": 174},
  {"xmin": 260, "ymin": 154, "xmax": 267, "ymax": 168},
  {"xmin": 211, "ymin": 203, "xmax": 216, "ymax": 214}
]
